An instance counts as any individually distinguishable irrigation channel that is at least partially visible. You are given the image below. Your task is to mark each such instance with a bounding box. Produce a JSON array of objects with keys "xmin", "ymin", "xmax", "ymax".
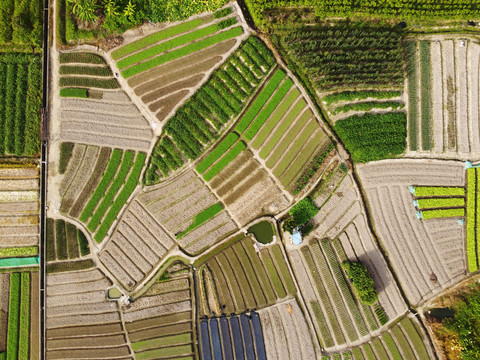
[{"xmin": 40, "ymin": 0, "xmax": 50, "ymax": 359}]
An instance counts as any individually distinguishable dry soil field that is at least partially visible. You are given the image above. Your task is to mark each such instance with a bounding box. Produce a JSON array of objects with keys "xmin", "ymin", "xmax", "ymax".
[{"xmin": 357, "ymin": 159, "xmax": 467, "ymax": 306}]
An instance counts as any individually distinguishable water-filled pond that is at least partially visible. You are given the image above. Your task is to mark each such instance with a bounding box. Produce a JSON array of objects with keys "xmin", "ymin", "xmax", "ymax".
[{"xmin": 248, "ymin": 221, "xmax": 275, "ymax": 244}]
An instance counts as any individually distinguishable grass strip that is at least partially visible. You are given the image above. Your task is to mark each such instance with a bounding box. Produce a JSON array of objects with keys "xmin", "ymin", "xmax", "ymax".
[
  {"xmin": 94, "ymin": 152, "xmax": 146, "ymax": 242},
  {"xmin": 260, "ymin": 249, "xmax": 286, "ymax": 299},
  {"xmin": 203, "ymin": 141, "xmax": 246, "ymax": 181},
  {"xmin": 80, "ymin": 149, "xmax": 122, "ymax": 222},
  {"xmin": 414, "ymin": 186, "xmax": 465, "ymax": 197},
  {"xmin": 0, "ymin": 247, "xmax": 38, "ymax": 258},
  {"xmin": 132, "ymin": 333, "xmax": 192, "ymax": 352},
  {"xmin": 177, "ymin": 202, "xmax": 223, "ymax": 239},
  {"xmin": 391, "ymin": 325, "xmax": 416, "ymax": 360},
  {"xmin": 122, "ymin": 27, "xmax": 243, "ymax": 78},
  {"xmin": 416, "ymin": 197, "xmax": 465, "ymax": 209},
  {"xmin": 18, "ymin": 272, "xmax": 30, "ymax": 359},
  {"xmin": 46, "ymin": 259, "xmax": 94, "ymax": 273},
  {"xmin": 245, "ymin": 78, "xmax": 293, "ymax": 140},
  {"xmin": 382, "ymin": 332, "xmax": 403, "ymax": 360},
  {"xmin": 421, "ymin": 208, "xmax": 465, "ymax": 220},
  {"xmin": 362, "ymin": 343, "xmax": 376, "ymax": 360},
  {"xmin": 270, "ymin": 245, "xmax": 296, "ymax": 294},
  {"xmin": 65, "ymin": 222, "xmax": 80, "ymax": 259},
  {"xmin": 400, "ymin": 318, "xmax": 429, "ymax": 360},
  {"xmin": 236, "ymin": 69, "xmax": 285, "ymax": 133},
  {"xmin": 6, "ymin": 273, "xmax": 20, "ymax": 360},
  {"xmin": 59, "ymin": 88, "xmax": 88, "ymax": 98},
  {"xmin": 59, "ymin": 52, "xmax": 105, "ymax": 64},
  {"xmin": 112, "ymin": 18, "xmax": 204, "ymax": 60},
  {"xmin": 134, "ymin": 345, "xmax": 192, "ymax": 360},
  {"xmin": 406, "ymin": 41, "xmax": 418, "ymax": 151},
  {"xmin": 419, "ymin": 41, "xmax": 432, "ymax": 150},
  {"xmin": 196, "ymin": 132, "xmax": 239, "ymax": 174}
]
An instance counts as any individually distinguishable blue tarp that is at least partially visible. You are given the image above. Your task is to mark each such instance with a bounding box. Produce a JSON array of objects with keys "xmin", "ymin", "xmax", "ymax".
[
  {"xmin": 200, "ymin": 319, "xmax": 212, "ymax": 360},
  {"xmin": 220, "ymin": 315, "xmax": 233, "ymax": 359},
  {"xmin": 251, "ymin": 310, "xmax": 267, "ymax": 360},
  {"xmin": 240, "ymin": 314, "xmax": 255, "ymax": 360},
  {"xmin": 230, "ymin": 315, "xmax": 245, "ymax": 360},
  {"xmin": 291, "ymin": 230, "xmax": 302, "ymax": 245},
  {"xmin": 0, "ymin": 256, "xmax": 39, "ymax": 268},
  {"xmin": 209, "ymin": 317, "xmax": 222, "ymax": 360}
]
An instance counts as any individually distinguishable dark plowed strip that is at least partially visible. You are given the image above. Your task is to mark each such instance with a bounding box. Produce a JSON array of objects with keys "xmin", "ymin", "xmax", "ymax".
[
  {"xmin": 47, "ymin": 323, "xmax": 123, "ymax": 339},
  {"xmin": 69, "ymin": 147, "xmax": 112, "ymax": 218},
  {"xmin": 47, "ymin": 334, "xmax": 126, "ymax": 350},
  {"xmin": 153, "ymin": 90, "xmax": 190, "ymax": 122},
  {"xmin": 216, "ymin": 160, "xmax": 259, "ymax": 197},
  {"xmin": 210, "ymin": 151, "xmax": 251, "ymax": 189},
  {"xmin": 125, "ymin": 311, "xmax": 192, "ymax": 333},
  {"xmin": 128, "ymin": 322, "xmax": 192, "ymax": 343},
  {"xmin": 47, "ymin": 345, "xmax": 130, "ymax": 359},
  {"xmin": 142, "ymin": 74, "xmax": 204, "ymax": 104},
  {"xmin": 224, "ymin": 170, "xmax": 268, "ymax": 206},
  {"xmin": 30, "ymin": 272, "xmax": 40, "ymax": 359},
  {"xmin": 129, "ymin": 39, "xmax": 236, "ymax": 88}
]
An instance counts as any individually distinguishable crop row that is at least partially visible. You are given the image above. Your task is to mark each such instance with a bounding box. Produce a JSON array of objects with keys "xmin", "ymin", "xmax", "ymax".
[
  {"xmin": 331, "ymin": 101, "xmax": 404, "ymax": 115},
  {"xmin": 204, "ymin": 141, "xmax": 246, "ymax": 181},
  {"xmin": 144, "ymin": 36, "xmax": 275, "ymax": 185},
  {"xmin": 59, "ymin": 65, "xmax": 112, "ymax": 77},
  {"xmin": 59, "ymin": 88, "xmax": 88, "ymax": 98},
  {"xmin": 122, "ymin": 26, "xmax": 243, "ymax": 78},
  {"xmin": 119, "ymin": 18, "xmax": 237, "ymax": 70},
  {"xmin": 335, "ymin": 112, "xmax": 406, "ymax": 162},
  {"xmin": 45, "ymin": 218, "xmax": 90, "ymax": 262},
  {"xmin": 468, "ymin": 169, "xmax": 479, "ymax": 272},
  {"xmin": 196, "ymin": 133, "xmax": 239, "ymax": 174},
  {"xmin": 406, "ymin": 41, "xmax": 418, "ymax": 151},
  {"xmin": 0, "ymin": 54, "xmax": 41, "ymax": 157},
  {"xmin": 413, "ymin": 186, "xmax": 465, "ymax": 197},
  {"xmin": 416, "ymin": 197, "xmax": 465, "ymax": 209},
  {"xmin": 0, "ymin": 246, "xmax": 37, "ymax": 258},
  {"xmin": 59, "ymin": 52, "xmax": 106, "ymax": 65},
  {"xmin": 59, "ymin": 76, "xmax": 118, "ymax": 89},
  {"xmin": 419, "ymin": 41, "xmax": 432, "ymax": 150},
  {"xmin": 177, "ymin": 202, "xmax": 224, "ymax": 238},
  {"xmin": 421, "ymin": 208, "xmax": 465, "ymax": 219},
  {"xmin": 322, "ymin": 90, "xmax": 402, "ymax": 106}
]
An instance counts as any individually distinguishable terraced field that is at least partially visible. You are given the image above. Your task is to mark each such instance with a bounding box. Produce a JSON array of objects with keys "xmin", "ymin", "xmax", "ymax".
[
  {"xmin": 259, "ymin": 299, "xmax": 318, "ymax": 359},
  {"xmin": 113, "ymin": 4, "xmax": 246, "ymax": 123},
  {"xmin": 347, "ymin": 317, "xmax": 433, "ymax": 360},
  {"xmin": 46, "ymin": 268, "xmax": 131, "ymax": 359},
  {"xmin": 58, "ymin": 52, "xmax": 153, "ymax": 151},
  {"xmin": 0, "ymin": 166, "xmax": 39, "ymax": 257},
  {"xmin": 406, "ymin": 37, "xmax": 480, "ymax": 156},
  {"xmin": 357, "ymin": 159, "xmax": 467, "ymax": 306},
  {"xmin": 196, "ymin": 235, "xmax": 296, "ymax": 316},
  {"xmin": 97, "ymin": 199, "xmax": 175, "ymax": 289},
  {"xmin": 144, "ymin": 35, "xmax": 276, "ymax": 182},
  {"xmin": 0, "ymin": 271, "xmax": 40, "ymax": 359},
  {"xmin": 138, "ymin": 170, "xmax": 238, "ymax": 255},
  {"xmin": 124, "ymin": 261, "xmax": 195, "ymax": 360},
  {"xmin": 200, "ymin": 311, "xmax": 266, "ymax": 360}
]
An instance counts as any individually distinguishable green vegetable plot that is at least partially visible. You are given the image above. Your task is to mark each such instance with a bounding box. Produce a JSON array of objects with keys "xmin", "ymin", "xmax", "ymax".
[
  {"xmin": 177, "ymin": 202, "xmax": 224, "ymax": 238},
  {"xmin": 203, "ymin": 141, "xmax": 246, "ymax": 181}
]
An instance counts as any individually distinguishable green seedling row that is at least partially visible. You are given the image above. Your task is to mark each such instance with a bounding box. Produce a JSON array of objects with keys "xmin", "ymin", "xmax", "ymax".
[
  {"xmin": 196, "ymin": 132, "xmax": 239, "ymax": 174},
  {"xmin": 203, "ymin": 141, "xmax": 246, "ymax": 181},
  {"xmin": 414, "ymin": 186, "xmax": 465, "ymax": 197},
  {"xmin": 421, "ymin": 207, "xmax": 464, "ymax": 219},
  {"xmin": 416, "ymin": 197, "xmax": 465, "ymax": 209}
]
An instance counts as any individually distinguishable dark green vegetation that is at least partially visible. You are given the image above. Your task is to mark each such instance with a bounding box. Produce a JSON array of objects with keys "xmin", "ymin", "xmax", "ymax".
[
  {"xmin": 342, "ymin": 261, "xmax": 379, "ymax": 305},
  {"xmin": 271, "ymin": 20, "xmax": 405, "ymax": 91},
  {"xmin": 59, "ymin": 88, "xmax": 88, "ymax": 98},
  {"xmin": 145, "ymin": 36, "xmax": 276, "ymax": 185},
  {"xmin": 335, "ymin": 112, "xmax": 406, "ymax": 162},
  {"xmin": 0, "ymin": 1, "xmax": 42, "ymax": 49},
  {"xmin": 406, "ymin": 41, "xmax": 418, "ymax": 151},
  {"xmin": 248, "ymin": 221, "xmax": 275, "ymax": 244},
  {"xmin": 0, "ymin": 53, "xmax": 42, "ymax": 157},
  {"xmin": 419, "ymin": 41, "xmax": 432, "ymax": 150},
  {"xmin": 331, "ymin": 101, "xmax": 404, "ymax": 115},
  {"xmin": 58, "ymin": 142, "xmax": 74, "ymax": 174},
  {"xmin": 45, "ymin": 218, "xmax": 90, "ymax": 262},
  {"xmin": 322, "ymin": 90, "xmax": 402, "ymax": 106},
  {"xmin": 289, "ymin": 197, "xmax": 319, "ymax": 226}
]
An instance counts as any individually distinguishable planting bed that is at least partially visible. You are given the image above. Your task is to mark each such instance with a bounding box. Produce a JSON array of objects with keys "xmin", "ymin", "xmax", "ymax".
[
  {"xmin": 113, "ymin": 4, "xmax": 247, "ymax": 125},
  {"xmin": 0, "ymin": 53, "xmax": 42, "ymax": 157},
  {"xmin": 347, "ymin": 316, "xmax": 433, "ymax": 360},
  {"xmin": 201, "ymin": 147, "xmax": 290, "ymax": 225},
  {"xmin": 138, "ymin": 170, "xmax": 238, "ymax": 255},
  {"xmin": 59, "ymin": 84, "xmax": 153, "ymax": 150},
  {"xmin": 406, "ymin": 38, "xmax": 480, "ymax": 156},
  {"xmin": 144, "ymin": 35, "xmax": 276, "ymax": 183},
  {"xmin": 200, "ymin": 310, "xmax": 266, "ymax": 360},
  {"xmin": 196, "ymin": 235, "xmax": 296, "ymax": 316},
  {"xmin": 0, "ymin": 166, "xmax": 39, "ymax": 252},
  {"xmin": 124, "ymin": 262, "xmax": 195, "ymax": 360},
  {"xmin": 46, "ymin": 268, "xmax": 132, "ymax": 359},
  {"xmin": 357, "ymin": 159, "xmax": 467, "ymax": 306},
  {"xmin": 97, "ymin": 199, "xmax": 175, "ymax": 290},
  {"xmin": 0, "ymin": 271, "xmax": 40, "ymax": 359},
  {"xmin": 259, "ymin": 299, "xmax": 318, "ymax": 359}
]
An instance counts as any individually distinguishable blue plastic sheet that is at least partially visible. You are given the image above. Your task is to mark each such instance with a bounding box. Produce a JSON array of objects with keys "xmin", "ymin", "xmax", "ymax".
[
  {"xmin": 200, "ymin": 319, "xmax": 212, "ymax": 360},
  {"xmin": 240, "ymin": 313, "xmax": 255, "ymax": 360},
  {"xmin": 220, "ymin": 315, "xmax": 233, "ymax": 359},
  {"xmin": 251, "ymin": 311, "xmax": 266, "ymax": 360},
  {"xmin": 209, "ymin": 317, "xmax": 223, "ymax": 360},
  {"xmin": 230, "ymin": 315, "xmax": 245, "ymax": 360},
  {"xmin": 0, "ymin": 256, "xmax": 39, "ymax": 268}
]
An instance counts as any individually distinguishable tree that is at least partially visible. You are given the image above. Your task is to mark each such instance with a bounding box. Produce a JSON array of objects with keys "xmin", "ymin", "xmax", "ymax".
[
  {"xmin": 342, "ymin": 261, "xmax": 378, "ymax": 305},
  {"xmin": 69, "ymin": 0, "xmax": 98, "ymax": 23}
]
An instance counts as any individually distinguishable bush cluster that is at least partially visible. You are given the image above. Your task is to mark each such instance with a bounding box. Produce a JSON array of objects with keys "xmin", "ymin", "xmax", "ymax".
[
  {"xmin": 342, "ymin": 261, "xmax": 378, "ymax": 305},
  {"xmin": 0, "ymin": 0, "xmax": 42, "ymax": 47}
]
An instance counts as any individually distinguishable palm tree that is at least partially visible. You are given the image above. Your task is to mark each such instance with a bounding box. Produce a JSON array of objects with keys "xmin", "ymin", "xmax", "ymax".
[
  {"xmin": 68, "ymin": 0, "xmax": 98, "ymax": 23},
  {"xmin": 102, "ymin": 0, "xmax": 120, "ymax": 18}
]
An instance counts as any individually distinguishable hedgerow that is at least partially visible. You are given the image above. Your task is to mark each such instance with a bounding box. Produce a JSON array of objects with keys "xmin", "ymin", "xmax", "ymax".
[
  {"xmin": 177, "ymin": 203, "xmax": 224, "ymax": 238},
  {"xmin": 59, "ymin": 52, "xmax": 105, "ymax": 64},
  {"xmin": 80, "ymin": 149, "xmax": 123, "ymax": 222},
  {"xmin": 204, "ymin": 141, "xmax": 246, "ymax": 181},
  {"xmin": 122, "ymin": 27, "xmax": 243, "ymax": 78},
  {"xmin": 95, "ymin": 152, "xmax": 146, "ymax": 242},
  {"xmin": 145, "ymin": 36, "xmax": 275, "ymax": 184},
  {"xmin": 342, "ymin": 261, "xmax": 378, "ymax": 305},
  {"xmin": 322, "ymin": 90, "xmax": 402, "ymax": 106},
  {"xmin": 335, "ymin": 112, "xmax": 406, "ymax": 162},
  {"xmin": 60, "ymin": 65, "xmax": 112, "ymax": 77},
  {"xmin": 0, "ymin": 0, "xmax": 42, "ymax": 47},
  {"xmin": 331, "ymin": 101, "xmax": 404, "ymax": 115},
  {"xmin": 59, "ymin": 77, "xmax": 118, "ymax": 89},
  {"xmin": 59, "ymin": 88, "xmax": 88, "ymax": 98}
]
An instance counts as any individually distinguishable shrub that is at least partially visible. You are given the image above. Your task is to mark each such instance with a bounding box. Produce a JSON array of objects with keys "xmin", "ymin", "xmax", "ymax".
[
  {"xmin": 58, "ymin": 142, "xmax": 74, "ymax": 174},
  {"xmin": 60, "ymin": 88, "xmax": 88, "ymax": 98},
  {"xmin": 342, "ymin": 261, "xmax": 378, "ymax": 305},
  {"xmin": 289, "ymin": 197, "xmax": 319, "ymax": 226}
]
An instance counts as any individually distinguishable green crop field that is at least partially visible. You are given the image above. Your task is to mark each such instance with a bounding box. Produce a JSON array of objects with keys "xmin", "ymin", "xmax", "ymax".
[
  {"xmin": 414, "ymin": 186, "xmax": 465, "ymax": 197},
  {"xmin": 203, "ymin": 141, "xmax": 246, "ymax": 181},
  {"xmin": 416, "ymin": 197, "xmax": 465, "ymax": 209},
  {"xmin": 421, "ymin": 208, "xmax": 465, "ymax": 220},
  {"xmin": 46, "ymin": 218, "xmax": 90, "ymax": 262}
]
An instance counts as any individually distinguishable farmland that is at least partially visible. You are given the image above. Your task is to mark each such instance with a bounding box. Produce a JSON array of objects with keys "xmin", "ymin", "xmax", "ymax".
[{"xmin": 0, "ymin": 271, "xmax": 40, "ymax": 359}]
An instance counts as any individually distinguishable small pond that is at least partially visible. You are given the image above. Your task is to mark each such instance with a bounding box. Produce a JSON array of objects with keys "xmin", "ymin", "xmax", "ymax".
[
  {"xmin": 428, "ymin": 307, "xmax": 455, "ymax": 319},
  {"xmin": 248, "ymin": 221, "xmax": 275, "ymax": 244},
  {"xmin": 108, "ymin": 287, "xmax": 122, "ymax": 299}
]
